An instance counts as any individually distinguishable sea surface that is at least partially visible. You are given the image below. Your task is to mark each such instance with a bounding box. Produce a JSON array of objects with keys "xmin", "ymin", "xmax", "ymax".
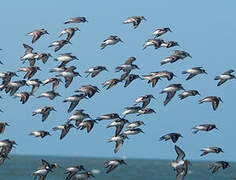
[{"xmin": 0, "ymin": 155, "xmax": 235, "ymax": 179}]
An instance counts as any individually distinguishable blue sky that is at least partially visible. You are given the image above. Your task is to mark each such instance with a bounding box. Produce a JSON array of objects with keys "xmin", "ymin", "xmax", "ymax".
[{"xmin": 0, "ymin": 0, "xmax": 236, "ymax": 162}]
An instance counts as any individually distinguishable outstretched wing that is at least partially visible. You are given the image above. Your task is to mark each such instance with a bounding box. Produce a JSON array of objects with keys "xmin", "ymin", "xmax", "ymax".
[
  {"xmin": 164, "ymin": 91, "xmax": 176, "ymax": 106},
  {"xmin": 175, "ymin": 145, "xmax": 185, "ymax": 162}
]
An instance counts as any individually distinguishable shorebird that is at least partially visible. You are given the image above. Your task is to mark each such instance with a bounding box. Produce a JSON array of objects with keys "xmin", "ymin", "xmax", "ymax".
[
  {"xmin": 123, "ymin": 128, "xmax": 144, "ymax": 135},
  {"xmin": 53, "ymin": 124, "xmax": 75, "ymax": 140},
  {"xmin": 37, "ymin": 91, "xmax": 61, "ymax": 100},
  {"xmin": 142, "ymin": 71, "xmax": 176, "ymax": 86},
  {"xmin": 0, "ymin": 71, "xmax": 18, "ymax": 89},
  {"xmin": 5, "ymin": 80, "xmax": 28, "ymax": 96},
  {"xmin": 54, "ymin": 53, "xmax": 79, "ymax": 67},
  {"xmin": 152, "ymin": 27, "xmax": 171, "ymax": 37},
  {"xmin": 26, "ymin": 79, "xmax": 42, "ymax": 94},
  {"xmin": 121, "ymin": 106, "xmax": 142, "ymax": 117},
  {"xmin": 77, "ymin": 120, "xmax": 97, "ymax": 133},
  {"xmin": 159, "ymin": 133, "xmax": 182, "ymax": 143},
  {"xmin": 56, "ymin": 70, "xmax": 80, "ymax": 88},
  {"xmin": 0, "ymin": 139, "xmax": 17, "ymax": 155},
  {"xmin": 108, "ymin": 134, "xmax": 128, "ymax": 153},
  {"xmin": 0, "ymin": 122, "xmax": 9, "ymax": 134},
  {"xmin": 64, "ymin": 17, "xmax": 88, "ymax": 24},
  {"xmin": 29, "ymin": 130, "xmax": 51, "ymax": 138},
  {"xmin": 176, "ymin": 160, "xmax": 190, "ymax": 180},
  {"xmin": 161, "ymin": 41, "xmax": 179, "ymax": 48},
  {"xmin": 67, "ymin": 109, "xmax": 91, "ymax": 126},
  {"xmin": 192, "ymin": 124, "xmax": 218, "ymax": 134},
  {"xmin": 102, "ymin": 78, "xmax": 121, "ymax": 90},
  {"xmin": 35, "ymin": 53, "xmax": 52, "ymax": 64},
  {"xmin": 63, "ymin": 94, "xmax": 87, "ymax": 113},
  {"xmin": 214, "ymin": 69, "xmax": 236, "ymax": 86},
  {"xmin": 26, "ymin": 29, "xmax": 49, "ymax": 43},
  {"xmin": 134, "ymin": 94, "xmax": 155, "ymax": 108},
  {"xmin": 72, "ymin": 171, "xmax": 95, "ymax": 180},
  {"xmin": 178, "ymin": 90, "xmax": 200, "ymax": 100},
  {"xmin": 104, "ymin": 159, "xmax": 126, "ymax": 174},
  {"xmin": 42, "ymin": 78, "xmax": 63, "ymax": 91},
  {"xmin": 199, "ymin": 96, "xmax": 223, "ymax": 111},
  {"xmin": 208, "ymin": 161, "xmax": 230, "ymax": 174},
  {"xmin": 18, "ymin": 66, "xmax": 41, "ymax": 79},
  {"xmin": 32, "ymin": 106, "xmax": 56, "ymax": 122},
  {"xmin": 107, "ymin": 119, "xmax": 130, "ymax": 136},
  {"xmin": 48, "ymin": 40, "xmax": 71, "ymax": 52},
  {"xmin": 170, "ymin": 145, "xmax": 187, "ymax": 170},
  {"xmin": 100, "ymin": 35, "xmax": 123, "ymax": 50},
  {"xmin": 75, "ymin": 85, "xmax": 100, "ymax": 98},
  {"xmin": 137, "ymin": 108, "xmax": 156, "ymax": 116},
  {"xmin": 160, "ymin": 55, "xmax": 180, "ymax": 66},
  {"xmin": 96, "ymin": 113, "xmax": 121, "ymax": 121},
  {"xmin": 126, "ymin": 121, "xmax": 145, "ymax": 129},
  {"xmin": 115, "ymin": 57, "xmax": 139, "ymax": 74},
  {"xmin": 13, "ymin": 92, "xmax": 31, "ymax": 104},
  {"xmin": 200, "ymin": 147, "xmax": 224, "ymax": 156},
  {"xmin": 143, "ymin": 38, "xmax": 164, "ymax": 50},
  {"xmin": 85, "ymin": 66, "xmax": 108, "ymax": 78},
  {"xmin": 59, "ymin": 27, "xmax": 80, "ymax": 41},
  {"xmin": 182, "ymin": 67, "xmax": 207, "ymax": 80},
  {"xmin": 20, "ymin": 44, "xmax": 37, "ymax": 66},
  {"xmin": 174, "ymin": 50, "xmax": 192, "ymax": 59},
  {"xmin": 123, "ymin": 74, "xmax": 143, "ymax": 87},
  {"xmin": 123, "ymin": 16, "xmax": 146, "ymax": 29},
  {"xmin": 64, "ymin": 165, "xmax": 86, "ymax": 180},
  {"xmin": 160, "ymin": 84, "xmax": 185, "ymax": 105}
]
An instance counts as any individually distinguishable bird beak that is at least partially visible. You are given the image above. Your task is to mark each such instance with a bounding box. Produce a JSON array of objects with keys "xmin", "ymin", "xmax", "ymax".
[
  {"xmin": 173, "ymin": 74, "xmax": 177, "ymax": 77},
  {"xmin": 215, "ymin": 127, "xmax": 220, "ymax": 131},
  {"xmin": 46, "ymin": 31, "xmax": 49, "ymax": 35},
  {"xmin": 189, "ymin": 55, "xmax": 192, "ymax": 58},
  {"xmin": 53, "ymin": 108, "xmax": 56, "ymax": 111},
  {"xmin": 49, "ymin": 133, "xmax": 52, "ymax": 136},
  {"xmin": 68, "ymin": 41, "xmax": 72, "ymax": 44},
  {"xmin": 220, "ymin": 99, "xmax": 223, "ymax": 103},
  {"xmin": 221, "ymin": 150, "xmax": 224, "ymax": 153},
  {"xmin": 153, "ymin": 110, "xmax": 156, "ymax": 113},
  {"xmin": 120, "ymin": 39, "xmax": 124, "ymax": 43},
  {"xmin": 105, "ymin": 68, "xmax": 108, "ymax": 72}
]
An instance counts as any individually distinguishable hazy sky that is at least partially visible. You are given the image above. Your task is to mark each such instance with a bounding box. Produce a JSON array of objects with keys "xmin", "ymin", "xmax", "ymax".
[{"xmin": 0, "ymin": 0, "xmax": 236, "ymax": 162}]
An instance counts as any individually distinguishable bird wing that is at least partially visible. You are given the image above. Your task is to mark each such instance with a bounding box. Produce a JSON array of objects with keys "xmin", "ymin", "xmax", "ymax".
[
  {"xmin": 200, "ymin": 151, "xmax": 209, "ymax": 156},
  {"xmin": 60, "ymin": 128, "xmax": 70, "ymax": 140},
  {"xmin": 164, "ymin": 91, "xmax": 176, "ymax": 106},
  {"xmin": 106, "ymin": 165, "xmax": 118, "ymax": 174},
  {"xmin": 39, "ymin": 175, "xmax": 47, "ymax": 180},
  {"xmin": 86, "ymin": 122, "xmax": 94, "ymax": 133},
  {"xmin": 175, "ymin": 145, "xmax": 185, "ymax": 162},
  {"xmin": 212, "ymin": 99, "xmax": 219, "ymax": 111},
  {"xmin": 55, "ymin": 44, "xmax": 63, "ymax": 52},
  {"xmin": 67, "ymin": 31, "xmax": 75, "ymax": 41},
  {"xmin": 212, "ymin": 166, "xmax": 220, "ymax": 174},
  {"xmin": 91, "ymin": 71, "xmax": 100, "ymax": 78},
  {"xmin": 186, "ymin": 73, "xmax": 197, "ymax": 80},
  {"xmin": 114, "ymin": 140, "xmax": 124, "ymax": 153},
  {"xmin": 68, "ymin": 100, "xmax": 79, "ymax": 113},
  {"xmin": 0, "ymin": 124, "xmax": 5, "ymax": 134},
  {"xmin": 23, "ymin": 44, "xmax": 33, "ymax": 53},
  {"xmin": 115, "ymin": 124, "xmax": 124, "ymax": 136},
  {"xmin": 42, "ymin": 111, "xmax": 50, "ymax": 122},
  {"xmin": 65, "ymin": 172, "xmax": 77, "ymax": 180},
  {"xmin": 31, "ymin": 84, "xmax": 40, "ymax": 94},
  {"xmin": 142, "ymin": 99, "xmax": 150, "ymax": 108},
  {"xmin": 21, "ymin": 93, "xmax": 29, "ymax": 104},
  {"xmin": 32, "ymin": 32, "xmax": 41, "ymax": 43},
  {"xmin": 52, "ymin": 80, "xmax": 60, "ymax": 91},
  {"xmin": 151, "ymin": 78, "xmax": 159, "ymax": 87},
  {"xmin": 65, "ymin": 77, "xmax": 73, "ymax": 88},
  {"xmin": 217, "ymin": 79, "xmax": 227, "ymax": 86},
  {"xmin": 223, "ymin": 69, "xmax": 234, "ymax": 75}
]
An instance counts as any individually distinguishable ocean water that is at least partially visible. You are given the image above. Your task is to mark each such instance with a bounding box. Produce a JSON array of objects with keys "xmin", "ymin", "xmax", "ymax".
[{"xmin": 0, "ymin": 155, "xmax": 235, "ymax": 179}]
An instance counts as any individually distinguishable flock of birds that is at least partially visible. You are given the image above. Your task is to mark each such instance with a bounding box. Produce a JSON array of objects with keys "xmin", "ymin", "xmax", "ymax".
[{"xmin": 0, "ymin": 15, "xmax": 234, "ymax": 180}]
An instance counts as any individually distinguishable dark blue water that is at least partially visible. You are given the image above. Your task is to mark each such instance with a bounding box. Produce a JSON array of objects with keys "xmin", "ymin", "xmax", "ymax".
[{"xmin": 0, "ymin": 155, "xmax": 235, "ymax": 179}]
